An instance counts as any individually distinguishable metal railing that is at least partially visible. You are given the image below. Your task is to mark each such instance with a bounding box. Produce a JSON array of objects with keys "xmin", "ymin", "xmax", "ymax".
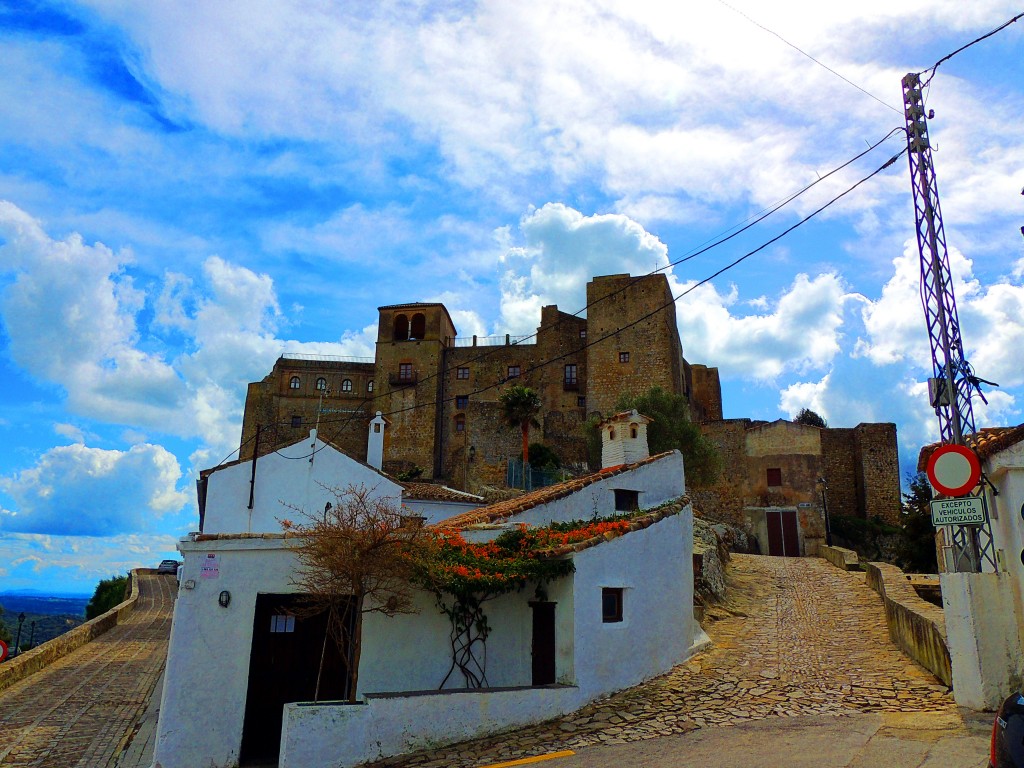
[
  {"xmin": 281, "ymin": 352, "xmax": 375, "ymax": 364},
  {"xmin": 450, "ymin": 334, "xmax": 535, "ymax": 348}
]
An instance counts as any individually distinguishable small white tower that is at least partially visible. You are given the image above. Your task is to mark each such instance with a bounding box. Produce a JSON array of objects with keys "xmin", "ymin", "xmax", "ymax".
[
  {"xmin": 367, "ymin": 411, "xmax": 388, "ymax": 470},
  {"xmin": 599, "ymin": 409, "xmax": 652, "ymax": 468}
]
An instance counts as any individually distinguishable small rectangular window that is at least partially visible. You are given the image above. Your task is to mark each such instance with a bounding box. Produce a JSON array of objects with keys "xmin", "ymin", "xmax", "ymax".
[
  {"xmin": 457, "ymin": 367, "xmax": 470, "ymax": 379},
  {"xmin": 579, "ymin": 329, "xmax": 587, "ymax": 338},
  {"xmin": 577, "ymin": 396, "xmax": 586, "ymax": 407},
  {"xmin": 564, "ymin": 364, "xmax": 577, "ymax": 384},
  {"xmin": 602, "ymin": 588, "xmax": 623, "ymax": 623},
  {"xmin": 399, "ymin": 363, "xmax": 413, "ymax": 380},
  {"xmin": 270, "ymin": 614, "xmax": 296, "ymax": 633},
  {"xmin": 767, "ymin": 467, "xmax": 782, "ymax": 487},
  {"xmin": 614, "ymin": 489, "xmax": 639, "ymax": 512},
  {"xmin": 619, "ymin": 352, "xmax": 630, "ymax": 363},
  {"xmin": 291, "ymin": 415, "xmax": 302, "ymax": 428},
  {"xmin": 507, "ymin": 366, "xmax": 520, "ymax": 379},
  {"xmin": 456, "ymin": 395, "xmax": 468, "ymax": 409},
  {"xmin": 454, "ymin": 414, "xmax": 466, "ymax": 432}
]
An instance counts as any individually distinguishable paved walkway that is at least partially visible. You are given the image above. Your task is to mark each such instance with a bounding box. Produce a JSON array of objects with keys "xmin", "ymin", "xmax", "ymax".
[
  {"xmin": 0, "ymin": 572, "xmax": 175, "ymax": 767},
  {"xmin": 369, "ymin": 555, "xmax": 956, "ymax": 767}
]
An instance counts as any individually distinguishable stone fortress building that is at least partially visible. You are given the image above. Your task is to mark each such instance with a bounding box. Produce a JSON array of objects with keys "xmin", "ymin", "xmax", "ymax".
[{"xmin": 239, "ymin": 272, "xmax": 901, "ymax": 540}]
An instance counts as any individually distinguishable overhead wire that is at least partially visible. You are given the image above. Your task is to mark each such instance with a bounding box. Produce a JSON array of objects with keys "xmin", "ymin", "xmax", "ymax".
[
  {"xmin": 713, "ymin": 0, "xmax": 903, "ymax": 115},
  {"xmin": 919, "ymin": 11, "xmax": 1024, "ymax": 87}
]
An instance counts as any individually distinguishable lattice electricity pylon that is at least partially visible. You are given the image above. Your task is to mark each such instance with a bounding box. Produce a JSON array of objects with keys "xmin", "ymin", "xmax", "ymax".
[{"xmin": 902, "ymin": 72, "xmax": 996, "ymax": 572}]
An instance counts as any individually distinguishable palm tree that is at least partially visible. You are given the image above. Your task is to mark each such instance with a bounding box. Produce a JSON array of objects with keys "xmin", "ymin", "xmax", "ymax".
[{"xmin": 499, "ymin": 384, "xmax": 542, "ymax": 485}]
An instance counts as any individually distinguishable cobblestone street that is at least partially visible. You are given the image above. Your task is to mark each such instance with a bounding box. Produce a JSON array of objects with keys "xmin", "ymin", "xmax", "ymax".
[
  {"xmin": 0, "ymin": 572, "xmax": 175, "ymax": 767},
  {"xmin": 370, "ymin": 554, "xmax": 956, "ymax": 768}
]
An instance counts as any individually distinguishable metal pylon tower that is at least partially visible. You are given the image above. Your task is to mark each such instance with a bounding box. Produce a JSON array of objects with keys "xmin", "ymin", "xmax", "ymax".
[{"xmin": 901, "ymin": 72, "xmax": 995, "ymax": 572}]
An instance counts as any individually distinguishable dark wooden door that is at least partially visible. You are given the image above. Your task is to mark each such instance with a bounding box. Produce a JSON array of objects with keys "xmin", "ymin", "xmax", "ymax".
[
  {"xmin": 531, "ymin": 601, "xmax": 556, "ymax": 686},
  {"xmin": 766, "ymin": 510, "xmax": 800, "ymax": 557},
  {"xmin": 239, "ymin": 595, "xmax": 351, "ymax": 764}
]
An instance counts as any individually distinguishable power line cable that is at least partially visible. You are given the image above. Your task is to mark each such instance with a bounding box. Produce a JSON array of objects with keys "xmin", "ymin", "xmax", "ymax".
[
  {"xmin": 920, "ymin": 11, "xmax": 1024, "ymax": 87},
  {"xmin": 714, "ymin": 0, "xmax": 903, "ymax": 115}
]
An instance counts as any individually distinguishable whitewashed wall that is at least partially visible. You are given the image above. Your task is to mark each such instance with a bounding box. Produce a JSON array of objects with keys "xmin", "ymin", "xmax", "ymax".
[
  {"xmin": 277, "ymin": 508, "xmax": 697, "ymax": 768},
  {"xmin": 572, "ymin": 508, "xmax": 693, "ymax": 699},
  {"xmin": 203, "ymin": 433, "xmax": 402, "ymax": 534},
  {"xmin": 154, "ymin": 539, "xmax": 300, "ymax": 768},
  {"xmin": 943, "ymin": 443, "xmax": 1024, "ymax": 709}
]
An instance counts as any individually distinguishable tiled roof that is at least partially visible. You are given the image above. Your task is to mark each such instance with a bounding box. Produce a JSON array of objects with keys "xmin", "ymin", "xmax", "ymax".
[
  {"xmin": 916, "ymin": 423, "xmax": 1024, "ymax": 471},
  {"xmin": 534, "ymin": 497, "xmax": 689, "ymax": 558},
  {"xmin": 599, "ymin": 409, "xmax": 653, "ymax": 426},
  {"xmin": 433, "ymin": 451, "xmax": 676, "ymax": 530},
  {"xmin": 194, "ymin": 532, "xmax": 299, "ymax": 541},
  {"xmin": 401, "ymin": 482, "xmax": 484, "ymax": 503}
]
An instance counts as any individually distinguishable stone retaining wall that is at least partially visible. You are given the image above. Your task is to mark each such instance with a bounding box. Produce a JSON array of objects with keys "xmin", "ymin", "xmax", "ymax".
[
  {"xmin": 864, "ymin": 562, "xmax": 952, "ymax": 686},
  {"xmin": 820, "ymin": 545, "xmax": 860, "ymax": 571},
  {"xmin": 0, "ymin": 569, "xmax": 143, "ymax": 694}
]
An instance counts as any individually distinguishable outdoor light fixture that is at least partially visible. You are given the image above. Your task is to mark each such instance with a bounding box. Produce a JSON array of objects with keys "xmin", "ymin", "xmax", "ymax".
[{"xmin": 218, "ymin": 591, "xmax": 231, "ymax": 608}]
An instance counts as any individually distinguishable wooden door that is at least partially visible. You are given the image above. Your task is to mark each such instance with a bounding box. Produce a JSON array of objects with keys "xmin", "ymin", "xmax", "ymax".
[
  {"xmin": 766, "ymin": 510, "xmax": 800, "ymax": 557},
  {"xmin": 239, "ymin": 595, "xmax": 351, "ymax": 764},
  {"xmin": 530, "ymin": 602, "xmax": 556, "ymax": 686}
]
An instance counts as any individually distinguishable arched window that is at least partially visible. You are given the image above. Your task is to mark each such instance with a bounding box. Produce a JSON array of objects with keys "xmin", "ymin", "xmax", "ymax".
[
  {"xmin": 342, "ymin": 379, "xmax": 353, "ymax": 392},
  {"xmin": 367, "ymin": 381, "xmax": 374, "ymax": 393},
  {"xmin": 393, "ymin": 314, "xmax": 409, "ymax": 341},
  {"xmin": 410, "ymin": 313, "xmax": 426, "ymax": 340},
  {"xmin": 289, "ymin": 376, "xmax": 300, "ymax": 389},
  {"xmin": 315, "ymin": 377, "xmax": 327, "ymax": 391},
  {"xmin": 609, "ymin": 428, "xmax": 616, "ymax": 440},
  {"xmin": 630, "ymin": 424, "xmax": 638, "ymax": 439}
]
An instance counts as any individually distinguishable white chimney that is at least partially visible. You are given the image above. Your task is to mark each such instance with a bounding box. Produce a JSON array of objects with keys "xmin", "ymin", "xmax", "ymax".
[
  {"xmin": 599, "ymin": 409, "xmax": 652, "ymax": 468},
  {"xmin": 367, "ymin": 411, "xmax": 387, "ymax": 470}
]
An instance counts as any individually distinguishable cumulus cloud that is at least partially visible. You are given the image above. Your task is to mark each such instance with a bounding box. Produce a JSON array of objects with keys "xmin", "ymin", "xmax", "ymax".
[{"xmin": 0, "ymin": 443, "xmax": 187, "ymax": 536}]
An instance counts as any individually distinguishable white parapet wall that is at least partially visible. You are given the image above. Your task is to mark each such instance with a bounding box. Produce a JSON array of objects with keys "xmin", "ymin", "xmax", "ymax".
[
  {"xmin": 942, "ymin": 571, "xmax": 1024, "ymax": 710},
  {"xmin": 279, "ymin": 686, "xmax": 582, "ymax": 768}
]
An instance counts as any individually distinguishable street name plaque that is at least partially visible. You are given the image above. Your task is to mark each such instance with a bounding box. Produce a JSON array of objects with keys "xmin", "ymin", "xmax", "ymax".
[{"xmin": 930, "ymin": 496, "xmax": 986, "ymax": 527}]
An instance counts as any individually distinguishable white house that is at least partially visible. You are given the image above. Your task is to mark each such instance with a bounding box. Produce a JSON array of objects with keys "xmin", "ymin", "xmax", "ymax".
[
  {"xmin": 153, "ymin": 434, "xmax": 703, "ymax": 768},
  {"xmin": 928, "ymin": 425, "xmax": 1024, "ymax": 709}
]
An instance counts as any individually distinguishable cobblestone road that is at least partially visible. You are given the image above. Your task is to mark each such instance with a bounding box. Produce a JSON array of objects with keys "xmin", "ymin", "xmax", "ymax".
[
  {"xmin": 370, "ymin": 555, "xmax": 955, "ymax": 768},
  {"xmin": 0, "ymin": 572, "xmax": 175, "ymax": 767}
]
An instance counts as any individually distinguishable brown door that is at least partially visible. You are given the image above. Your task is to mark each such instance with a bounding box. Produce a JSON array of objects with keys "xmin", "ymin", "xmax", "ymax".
[
  {"xmin": 766, "ymin": 510, "xmax": 800, "ymax": 557},
  {"xmin": 530, "ymin": 602, "xmax": 556, "ymax": 686},
  {"xmin": 239, "ymin": 594, "xmax": 352, "ymax": 764}
]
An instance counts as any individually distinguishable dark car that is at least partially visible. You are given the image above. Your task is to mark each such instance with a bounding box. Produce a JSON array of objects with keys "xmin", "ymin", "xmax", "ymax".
[
  {"xmin": 157, "ymin": 559, "xmax": 180, "ymax": 575},
  {"xmin": 991, "ymin": 692, "xmax": 1024, "ymax": 768}
]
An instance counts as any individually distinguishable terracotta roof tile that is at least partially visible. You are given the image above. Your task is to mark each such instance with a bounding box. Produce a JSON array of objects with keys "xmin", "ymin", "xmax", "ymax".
[
  {"xmin": 401, "ymin": 482, "xmax": 484, "ymax": 503},
  {"xmin": 534, "ymin": 497, "xmax": 689, "ymax": 558},
  {"xmin": 433, "ymin": 451, "xmax": 676, "ymax": 530},
  {"xmin": 916, "ymin": 423, "xmax": 1024, "ymax": 471}
]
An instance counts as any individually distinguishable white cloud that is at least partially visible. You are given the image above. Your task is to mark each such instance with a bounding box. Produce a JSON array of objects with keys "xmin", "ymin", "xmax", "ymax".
[
  {"xmin": 53, "ymin": 423, "xmax": 86, "ymax": 444},
  {"xmin": 0, "ymin": 443, "xmax": 187, "ymax": 536}
]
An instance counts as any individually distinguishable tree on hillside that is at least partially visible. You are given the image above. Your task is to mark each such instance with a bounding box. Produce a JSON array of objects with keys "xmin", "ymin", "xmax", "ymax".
[
  {"xmin": 586, "ymin": 387, "xmax": 722, "ymax": 486},
  {"xmin": 499, "ymin": 384, "xmax": 542, "ymax": 483},
  {"xmin": 896, "ymin": 472, "xmax": 939, "ymax": 573},
  {"xmin": 793, "ymin": 408, "xmax": 828, "ymax": 428},
  {"xmin": 85, "ymin": 575, "xmax": 129, "ymax": 619},
  {"xmin": 283, "ymin": 485, "xmax": 431, "ymax": 702}
]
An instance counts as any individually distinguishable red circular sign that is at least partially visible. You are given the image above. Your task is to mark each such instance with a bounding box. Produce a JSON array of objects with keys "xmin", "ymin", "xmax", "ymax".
[
  {"xmin": 0, "ymin": 639, "xmax": 8, "ymax": 662},
  {"xmin": 926, "ymin": 444, "xmax": 981, "ymax": 497}
]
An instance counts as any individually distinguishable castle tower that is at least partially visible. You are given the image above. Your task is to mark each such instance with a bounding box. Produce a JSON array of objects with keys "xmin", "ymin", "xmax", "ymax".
[
  {"xmin": 584, "ymin": 274, "xmax": 686, "ymax": 417},
  {"xmin": 373, "ymin": 303, "xmax": 456, "ymax": 478}
]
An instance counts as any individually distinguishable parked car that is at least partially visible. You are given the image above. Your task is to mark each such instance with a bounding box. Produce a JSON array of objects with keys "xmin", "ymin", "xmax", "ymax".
[
  {"xmin": 157, "ymin": 559, "xmax": 180, "ymax": 575},
  {"xmin": 991, "ymin": 692, "xmax": 1024, "ymax": 768}
]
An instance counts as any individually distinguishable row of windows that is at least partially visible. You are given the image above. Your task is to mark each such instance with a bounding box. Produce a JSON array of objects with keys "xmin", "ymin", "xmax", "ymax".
[
  {"xmin": 451, "ymin": 363, "xmax": 588, "ymax": 383},
  {"xmin": 288, "ymin": 376, "xmax": 374, "ymax": 394}
]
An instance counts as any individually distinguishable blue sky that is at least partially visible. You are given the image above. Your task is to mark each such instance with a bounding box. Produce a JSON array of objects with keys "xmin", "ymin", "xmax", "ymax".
[{"xmin": 1, "ymin": 1, "xmax": 1022, "ymax": 594}]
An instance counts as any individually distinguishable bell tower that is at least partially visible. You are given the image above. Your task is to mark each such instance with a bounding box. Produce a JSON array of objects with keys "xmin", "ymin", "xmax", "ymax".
[{"xmin": 373, "ymin": 303, "xmax": 456, "ymax": 477}]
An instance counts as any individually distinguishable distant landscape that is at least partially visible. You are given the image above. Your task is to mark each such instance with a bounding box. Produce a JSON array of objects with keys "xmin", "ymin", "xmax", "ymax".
[{"xmin": 0, "ymin": 593, "xmax": 88, "ymax": 650}]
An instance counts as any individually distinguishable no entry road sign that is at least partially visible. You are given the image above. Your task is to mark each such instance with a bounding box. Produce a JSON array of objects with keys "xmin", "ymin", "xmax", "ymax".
[{"xmin": 926, "ymin": 444, "xmax": 981, "ymax": 497}]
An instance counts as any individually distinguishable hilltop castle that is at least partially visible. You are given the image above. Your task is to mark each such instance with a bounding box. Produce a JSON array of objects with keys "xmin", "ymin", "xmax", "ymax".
[{"xmin": 239, "ymin": 272, "xmax": 901, "ymax": 543}]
